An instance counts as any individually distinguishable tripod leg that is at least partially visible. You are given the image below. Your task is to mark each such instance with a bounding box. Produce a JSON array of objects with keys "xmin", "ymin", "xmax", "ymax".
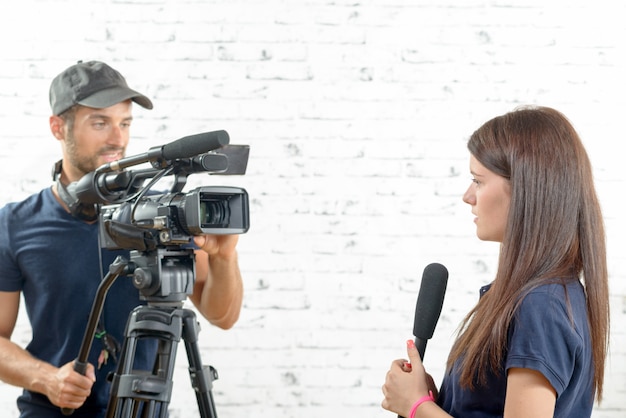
[
  {"xmin": 106, "ymin": 306, "xmax": 182, "ymax": 418},
  {"xmin": 181, "ymin": 309, "xmax": 219, "ymax": 418},
  {"xmin": 106, "ymin": 329, "xmax": 138, "ymax": 418},
  {"xmin": 105, "ymin": 307, "xmax": 219, "ymax": 418}
]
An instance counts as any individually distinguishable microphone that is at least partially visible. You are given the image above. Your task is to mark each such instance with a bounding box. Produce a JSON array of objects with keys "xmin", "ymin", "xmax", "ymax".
[
  {"xmin": 74, "ymin": 130, "xmax": 232, "ymax": 204},
  {"xmin": 98, "ymin": 130, "xmax": 230, "ymax": 173},
  {"xmin": 397, "ymin": 263, "xmax": 448, "ymax": 418},
  {"xmin": 413, "ymin": 262, "xmax": 448, "ymax": 360},
  {"xmin": 161, "ymin": 130, "xmax": 230, "ymax": 161}
]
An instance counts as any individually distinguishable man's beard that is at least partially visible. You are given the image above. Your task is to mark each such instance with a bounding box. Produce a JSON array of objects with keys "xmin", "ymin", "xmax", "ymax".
[{"xmin": 65, "ymin": 132, "xmax": 125, "ymax": 177}]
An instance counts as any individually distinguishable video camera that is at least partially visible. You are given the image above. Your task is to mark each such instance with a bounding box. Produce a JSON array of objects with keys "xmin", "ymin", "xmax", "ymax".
[
  {"xmin": 74, "ymin": 130, "xmax": 250, "ymax": 252},
  {"xmin": 61, "ymin": 131, "xmax": 249, "ymax": 417}
]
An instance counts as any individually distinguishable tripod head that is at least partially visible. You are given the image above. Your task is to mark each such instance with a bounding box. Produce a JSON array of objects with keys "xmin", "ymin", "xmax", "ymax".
[{"xmin": 130, "ymin": 247, "xmax": 196, "ymax": 307}]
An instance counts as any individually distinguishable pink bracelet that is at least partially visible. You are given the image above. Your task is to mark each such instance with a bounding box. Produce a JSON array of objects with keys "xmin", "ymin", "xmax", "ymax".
[{"xmin": 409, "ymin": 390, "xmax": 435, "ymax": 418}]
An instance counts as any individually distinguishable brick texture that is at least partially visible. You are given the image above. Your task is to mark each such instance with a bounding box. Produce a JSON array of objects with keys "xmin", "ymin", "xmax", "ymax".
[{"xmin": 0, "ymin": 1, "xmax": 624, "ymax": 417}]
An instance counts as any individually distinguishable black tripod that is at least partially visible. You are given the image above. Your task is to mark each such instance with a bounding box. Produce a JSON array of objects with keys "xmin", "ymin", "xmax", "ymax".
[{"xmin": 62, "ymin": 249, "xmax": 219, "ymax": 418}]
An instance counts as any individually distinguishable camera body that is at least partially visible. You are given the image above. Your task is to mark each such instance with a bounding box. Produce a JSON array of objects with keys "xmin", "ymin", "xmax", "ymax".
[{"xmin": 100, "ymin": 186, "xmax": 249, "ymax": 251}]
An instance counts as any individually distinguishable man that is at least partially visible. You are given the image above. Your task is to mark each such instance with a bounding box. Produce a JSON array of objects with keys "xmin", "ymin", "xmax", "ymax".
[{"xmin": 0, "ymin": 61, "xmax": 244, "ymax": 417}]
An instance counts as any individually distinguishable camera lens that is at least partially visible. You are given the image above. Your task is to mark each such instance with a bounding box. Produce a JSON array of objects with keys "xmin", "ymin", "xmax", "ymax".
[{"xmin": 200, "ymin": 200, "xmax": 229, "ymax": 226}]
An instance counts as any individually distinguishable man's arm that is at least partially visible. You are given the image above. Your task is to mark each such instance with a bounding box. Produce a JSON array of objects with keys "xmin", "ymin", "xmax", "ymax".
[
  {"xmin": 189, "ymin": 234, "xmax": 243, "ymax": 329},
  {"xmin": 0, "ymin": 291, "xmax": 96, "ymax": 409}
]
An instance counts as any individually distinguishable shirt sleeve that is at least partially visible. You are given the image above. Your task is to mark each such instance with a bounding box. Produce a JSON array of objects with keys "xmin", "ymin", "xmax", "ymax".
[
  {"xmin": 505, "ymin": 285, "xmax": 584, "ymax": 396},
  {"xmin": 0, "ymin": 205, "xmax": 24, "ymax": 292}
]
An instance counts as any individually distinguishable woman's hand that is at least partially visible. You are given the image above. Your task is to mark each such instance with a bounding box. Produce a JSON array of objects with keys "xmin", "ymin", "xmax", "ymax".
[{"xmin": 382, "ymin": 340, "xmax": 435, "ymax": 416}]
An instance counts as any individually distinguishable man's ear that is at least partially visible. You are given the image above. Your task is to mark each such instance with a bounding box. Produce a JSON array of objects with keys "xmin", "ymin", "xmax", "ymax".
[{"xmin": 49, "ymin": 115, "xmax": 65, "ymax": 140}]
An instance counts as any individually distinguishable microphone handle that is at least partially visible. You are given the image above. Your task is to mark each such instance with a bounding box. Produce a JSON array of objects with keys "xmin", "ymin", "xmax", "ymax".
[
  {"xmin": 415, "ymin": 337, "xmax": 427, "ymax": 361},
  {"xmin": 398, "ymin": 337, "xmax": 427, "ymax": 418}
]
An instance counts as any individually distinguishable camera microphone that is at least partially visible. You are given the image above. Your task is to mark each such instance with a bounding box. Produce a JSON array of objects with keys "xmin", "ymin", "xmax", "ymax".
[
  {"xmin": 413, "ymin": 263, "xmax": 448, "ymax": 360},
  {"xmin": 161, "ymin": 130, "xmax": 230, "ymax": 161},
  {"xmin": 100, "ymin": 130, "xmax": 230, "ymax": 173},
  {"xmin": 74, "ymin": 131, "xmax": 233, "ymax": 204}
]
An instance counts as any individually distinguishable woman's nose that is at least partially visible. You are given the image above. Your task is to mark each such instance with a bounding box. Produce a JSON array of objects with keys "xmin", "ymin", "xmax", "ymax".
[{"xmin": 463, "ymin": 184, "xmax": 475, "ymax": 205}]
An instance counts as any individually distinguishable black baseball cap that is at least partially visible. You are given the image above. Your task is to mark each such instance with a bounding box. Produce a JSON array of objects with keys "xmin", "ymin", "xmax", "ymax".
[{"xmin": 49, "ymin": 60, "xmax": 153, "ymax": 115}]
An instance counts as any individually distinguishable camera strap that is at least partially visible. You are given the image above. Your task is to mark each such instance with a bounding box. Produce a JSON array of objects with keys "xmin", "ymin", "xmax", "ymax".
[{"xmin": 52, "ymin": 160, "xmax": 99, "ymax": 222}]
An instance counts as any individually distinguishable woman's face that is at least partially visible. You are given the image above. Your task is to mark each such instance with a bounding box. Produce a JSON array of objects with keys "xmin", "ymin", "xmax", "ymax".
[{"xmin": 462, "ymin": 155, "xmax": 511, "ymax": 243}]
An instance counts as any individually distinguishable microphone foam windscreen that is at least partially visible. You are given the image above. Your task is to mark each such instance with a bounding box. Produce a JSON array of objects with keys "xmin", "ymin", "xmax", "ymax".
[{"xmin": 413, "ymin": 262, "xmax": 449, "ymax": 339}]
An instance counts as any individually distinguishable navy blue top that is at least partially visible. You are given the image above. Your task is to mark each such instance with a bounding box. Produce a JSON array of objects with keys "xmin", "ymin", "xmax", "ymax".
[
  {"xmin": 437, "ymin": 281, "xmax": 594, "ymax": 417},
  {"xmin": 0, "ymin": 188, "xmax": 157, "ymax": 417}
]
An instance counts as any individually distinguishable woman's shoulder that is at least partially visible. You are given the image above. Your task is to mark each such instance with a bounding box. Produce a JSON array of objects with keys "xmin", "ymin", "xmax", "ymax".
[
  {"xmin": 523, "ymin": 279, "xmax": 585, "ymax": 304},
  {"xmin": 515, "ymin": 279, "xmax": 588, "ymax": 337}
]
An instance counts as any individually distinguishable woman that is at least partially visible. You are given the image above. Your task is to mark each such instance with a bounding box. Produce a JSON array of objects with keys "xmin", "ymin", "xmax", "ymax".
[{"xmin": 382, "ymin": 106, "xmax": 609, "ymax": 418}]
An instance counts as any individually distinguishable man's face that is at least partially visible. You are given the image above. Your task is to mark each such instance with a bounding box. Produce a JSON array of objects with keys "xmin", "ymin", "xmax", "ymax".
[{"xmin": 59, "ymin": 100, "xmax": 133, "ymax": 181}]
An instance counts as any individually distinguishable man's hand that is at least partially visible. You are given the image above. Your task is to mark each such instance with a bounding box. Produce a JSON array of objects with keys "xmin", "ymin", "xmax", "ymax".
[
  {"xmin": 190, "ymin": 233, "xmax": 243, "ymax": 329},
  {"xmin": 193, "ymin": 234, "xmax": 239, "ymax": 260},
  {"xmin": 46, "ymin": 361, "xmax": 96, "ymax": 409}
]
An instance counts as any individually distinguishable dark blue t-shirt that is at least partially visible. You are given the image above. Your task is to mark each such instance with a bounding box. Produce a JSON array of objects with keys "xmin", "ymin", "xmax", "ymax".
[
  {"xmin": 0, "ymin": 188, "xmax": 157, "ymax": 417},
  {"xmin": 437, "ymin": 281, "xmax": 594, "ymax": 418}
]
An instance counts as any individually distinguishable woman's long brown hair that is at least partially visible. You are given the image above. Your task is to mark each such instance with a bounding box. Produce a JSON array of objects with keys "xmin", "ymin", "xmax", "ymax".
[{"xmin": 447, "ymin": 106, "xmax": 609, "ymax": 401}]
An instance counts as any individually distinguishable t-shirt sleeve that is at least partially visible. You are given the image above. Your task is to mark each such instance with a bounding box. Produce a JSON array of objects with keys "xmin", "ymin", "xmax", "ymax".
[
  {"xmin": 505, "ymin": 287, "xmax": 584, "ymax": 396},
  {"xmin": 0, "ymin": 206, "xmax": 24, "ymax": 292}
]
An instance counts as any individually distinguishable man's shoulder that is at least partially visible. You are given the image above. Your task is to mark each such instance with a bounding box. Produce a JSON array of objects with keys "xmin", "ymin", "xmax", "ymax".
[{"xmin": 0, "ymin": 188, "xmax": 52, "ymax": 217}]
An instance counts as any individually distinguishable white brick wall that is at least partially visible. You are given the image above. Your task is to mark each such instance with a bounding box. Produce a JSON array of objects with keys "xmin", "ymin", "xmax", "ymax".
[{"xmin": 1, "ymin": 1, "xmax": 624, "ymax": 417}]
